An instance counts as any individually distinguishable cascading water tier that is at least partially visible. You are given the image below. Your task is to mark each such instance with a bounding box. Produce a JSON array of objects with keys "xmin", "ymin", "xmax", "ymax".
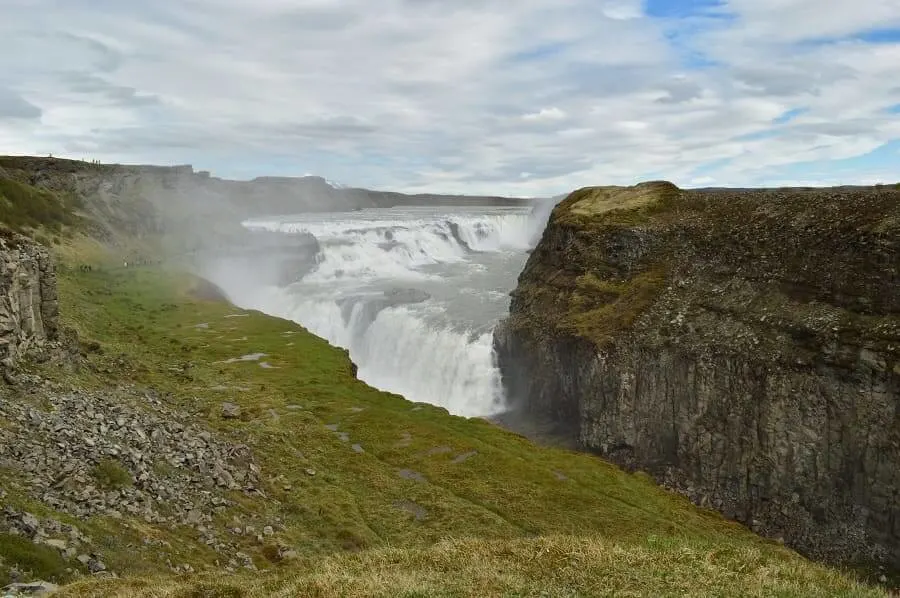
[{"xmin": 203, "ymin": 204, "xmax": 549, "ymax": 417}]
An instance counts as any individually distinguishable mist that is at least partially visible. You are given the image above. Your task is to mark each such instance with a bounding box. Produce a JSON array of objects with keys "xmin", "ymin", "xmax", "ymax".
[{"xmin": 100, "ymin": 162, "xmax": 564, "ymax": 417}]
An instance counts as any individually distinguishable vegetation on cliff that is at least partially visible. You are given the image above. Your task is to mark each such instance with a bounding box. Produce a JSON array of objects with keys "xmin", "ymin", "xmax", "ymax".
[
  {"xmin": 510, "ymin": 180, "xmax": 900, "ymax": 352},
  {"xmin": 0, "ymin": 162, "xmax": 892, "ymax": 596},
  {"xmin": 495, "ymin": 179, "xmax": 900, "ymax": 583}
]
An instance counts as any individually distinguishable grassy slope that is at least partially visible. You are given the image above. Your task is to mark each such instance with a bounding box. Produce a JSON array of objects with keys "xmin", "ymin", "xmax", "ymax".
[
  {"xmin": 35, "ymin": 256, "xmax": 881, "ymax": 597},
  {"xmin": 0, "ymin": 168, "xmax": 887, "ymax": 596}
]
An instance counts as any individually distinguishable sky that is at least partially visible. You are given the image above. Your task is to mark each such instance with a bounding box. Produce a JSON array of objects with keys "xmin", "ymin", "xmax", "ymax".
[{"xmin": 1, "ymin": 0, "xmax": 899, "ymax": 197}]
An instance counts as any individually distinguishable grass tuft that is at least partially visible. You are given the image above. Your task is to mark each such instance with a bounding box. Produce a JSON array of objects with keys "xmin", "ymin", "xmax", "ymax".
[
  {"xmin": 0, "ymin": 533, "xmax": 71, "ymax": 583},
  {"xmin": 91, "ymin": 458, "xmax": 133, "ymax": 490}
]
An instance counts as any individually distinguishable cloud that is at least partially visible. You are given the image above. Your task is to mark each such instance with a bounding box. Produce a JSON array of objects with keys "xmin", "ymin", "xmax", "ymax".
[
  {"xmin": 0, "ymin": 0, "xmax": 898, "ymax": 196},
  {"xmin": 0, "ymin": 89, "xmax": 42, "ymax": 120},
  {"xmin": 522, "ymin": 107, "xmax": 567, "ymax": 122}
]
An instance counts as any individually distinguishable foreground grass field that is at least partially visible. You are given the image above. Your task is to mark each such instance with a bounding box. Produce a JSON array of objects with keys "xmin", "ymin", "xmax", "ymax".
[
  {"xmin": 59, "ymin": 536, "xmax": 885, "ymax": 598},
  {"xmin": 4, "ymin": 250, "xmax": 874, "ymax": 597}
]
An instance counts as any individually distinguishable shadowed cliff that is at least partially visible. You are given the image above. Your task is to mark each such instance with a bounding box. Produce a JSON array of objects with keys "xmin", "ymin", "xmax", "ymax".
[{"xmin": 494, "ymin": 181, "xmax": 900, "ymax": 574}]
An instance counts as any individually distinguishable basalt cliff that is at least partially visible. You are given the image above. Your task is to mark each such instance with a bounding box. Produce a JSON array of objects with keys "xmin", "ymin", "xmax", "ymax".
[
  {"xmin": 494, "ymin": 181, "xmax": 900, "ymax": 571},
  {"xmin": 0, "ymin": 231, "xmax": 59, "ymax": 372}
]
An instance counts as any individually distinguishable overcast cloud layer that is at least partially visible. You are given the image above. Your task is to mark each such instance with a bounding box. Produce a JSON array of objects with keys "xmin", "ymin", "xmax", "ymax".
[{"xmin": 1, "ymin": 0, "xmax": 899, "ymax": 196}]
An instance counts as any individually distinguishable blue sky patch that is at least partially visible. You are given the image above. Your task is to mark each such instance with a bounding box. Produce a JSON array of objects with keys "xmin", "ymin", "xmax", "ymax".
[
  {"xmin": 763, "ymin": 140, "xmax": 900, "ymax": 182},
  {"xmin": 856, "ymin": 28, "xmax": 900, "ymax": 44},
  {"xmin": 798, "ymin": 27, "xmax": 900, "ymax": 49},
  {"xmin": 643, "ymin": 0, "xmax": 726, "ymax": 19},
  {"xmin": 773, "ymin": 108, "xmax": 808, "ymax": 125}
]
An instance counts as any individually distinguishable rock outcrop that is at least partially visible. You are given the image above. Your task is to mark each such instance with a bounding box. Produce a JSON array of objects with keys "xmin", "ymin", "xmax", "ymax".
[
  {"xmin": 0, "ymin": 233, "xmax": 58, "ymax": 369},
  {"xmin": 494, "ymin": 182, "xmax": 900, "ymax": 570}
]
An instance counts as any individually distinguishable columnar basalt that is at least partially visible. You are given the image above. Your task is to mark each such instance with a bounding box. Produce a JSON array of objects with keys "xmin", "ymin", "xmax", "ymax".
[
  {"xmin": 0, "ymin": 233, "xmax": 59, "ymax": 367},
  {"xmin": 495, "ymin": 182, "xmax": 900, "ymax": 569}
]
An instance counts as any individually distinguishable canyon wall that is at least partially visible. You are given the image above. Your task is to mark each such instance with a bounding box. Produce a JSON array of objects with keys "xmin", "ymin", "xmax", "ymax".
[{"xmin": 494, "ymin": 182, "xmax": 900, "ymax": 569}]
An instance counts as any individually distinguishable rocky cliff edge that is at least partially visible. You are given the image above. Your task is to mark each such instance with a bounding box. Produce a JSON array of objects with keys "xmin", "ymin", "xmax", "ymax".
[
  {"xmin": 0, "ymin": 231, "xmax": 60, "ymax": 374},
  {"xmin": 494, "ymin": 181, "xmax": 900, "ymax": 571}
]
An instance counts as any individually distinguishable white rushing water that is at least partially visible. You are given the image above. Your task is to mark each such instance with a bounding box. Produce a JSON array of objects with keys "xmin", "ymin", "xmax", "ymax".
[{"xmin": 207, "ymin": 204, "xmax": 550, "ymax": 417}]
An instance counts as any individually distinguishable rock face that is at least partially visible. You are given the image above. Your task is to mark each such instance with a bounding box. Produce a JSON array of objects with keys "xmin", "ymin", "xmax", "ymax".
[
  {"xmin": 0, "ymin": 233, "xmax": 58, "ymax": 368},
  {"xmin": 494, "ymin": 182, "xmax": 900, "ymax": 570}
]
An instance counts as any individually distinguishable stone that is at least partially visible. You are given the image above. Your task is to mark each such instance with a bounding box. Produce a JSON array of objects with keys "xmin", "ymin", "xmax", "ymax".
[
  {"xmin": 1, "ymin": 581, "xmax": 59, "ymax": 596},
  {"xmin": 0, "ymin": 236, "xmax": 60, "ymax": 369},
  {"xmin": 0, "ymin": 376, "xmax": 263, "ymax": 573},
  {"xmin": 87, "ymin": 557, "xmax": 106, "ymax": 573},
  {"xmin": 19, "ymin": 513, "xmax": 39, "ymax": 536},
  {"xmin": 452, "ymin": 451, "xmax": 478, "ymax": 464},
  {"xmin": 220, "ymin": 403, "xmax": 241, "ymax": 419},
  {"xmin": 398, "ymin": 469, "xmax": 426, "ymax": 483},
  {"xmin": 42, "ymin": 539, "xmax": 66, "ymax": 551}
]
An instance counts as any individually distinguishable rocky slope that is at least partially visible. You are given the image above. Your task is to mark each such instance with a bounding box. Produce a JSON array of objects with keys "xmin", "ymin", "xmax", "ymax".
[{"xmin": 494, "ymin": 181, "xmax": 900, "ymax": 572}]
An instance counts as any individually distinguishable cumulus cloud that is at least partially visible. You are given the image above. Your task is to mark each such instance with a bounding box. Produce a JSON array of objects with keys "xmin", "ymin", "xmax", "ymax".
[{"xmin": 0, "ymin": 0, "xmax": 898, "ymax": 195}]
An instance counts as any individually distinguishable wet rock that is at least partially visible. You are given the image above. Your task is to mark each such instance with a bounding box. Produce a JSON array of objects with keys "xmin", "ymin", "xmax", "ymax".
[{"xmin": 383, "ymin": 288, "xmax": 431, "ymax": 305}]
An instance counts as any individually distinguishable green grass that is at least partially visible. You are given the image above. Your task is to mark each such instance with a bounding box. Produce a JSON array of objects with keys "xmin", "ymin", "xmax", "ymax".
[
  {"xmin": 16, "ymin": 253, "xmax": 879, "ymax": 596},
  {"xmin": 0, "ymin": 177, "xmax": 81, "ymax": 234},
  {"xmin": 58, "ymin": 535, "xmax": 887, "ymax": 598},
  {"xmin": 554, "ymin": 181, "xmax": 690, "ymax": 229},
  {"xmin": 92, "ymin": 458, "xmax": 133, "ymax": 490},
  {"xmin": 0, "ymin": 533, "xmax": 71, "ymax": 583},
  {"xmin": 568, "ymin": 266, "xmax": 668, "ymax": 346}
]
